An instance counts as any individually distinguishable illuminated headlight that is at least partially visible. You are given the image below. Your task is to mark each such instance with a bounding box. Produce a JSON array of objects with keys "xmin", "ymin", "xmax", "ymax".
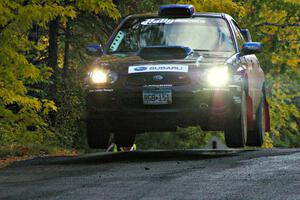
[
  {"xmin": 207, "ymin": 67, "xmax": 229, "ymax": 87},
  {"xmin": 90, "ymin": 69, "xmax": 118, "ymax": 84}
]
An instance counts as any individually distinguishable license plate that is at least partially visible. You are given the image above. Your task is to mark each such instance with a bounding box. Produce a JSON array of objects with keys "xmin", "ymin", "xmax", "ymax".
[{"xmin": 143, "ymin": 86, "xmax": 172, "ymax": 105}]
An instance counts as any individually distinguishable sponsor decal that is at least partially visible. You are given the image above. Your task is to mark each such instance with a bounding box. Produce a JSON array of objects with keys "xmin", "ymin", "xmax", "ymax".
[
  {"xmin": 141, "ymin": 18, "xmax": 206, "ymax": 26},
  {"xmin": 133, "ymin": 66, "xmax": 147, "ymax": 71},
  {"xmin": 89, "ymin": 89, "xmax": 114, "ymax": 93},
  {"xmin": 128, "ymin": 65, "xmax": 188, "ymax": 74},
  {"xmin": 141, "ymin": 18, "xmax": 175, "ymax": 25},
  {"xmin": 174, "ymin": 19, "xmax": 206, "ymax": 24},
  {"xmin": 110, "ymin": 31, "xmax": 125, "ymax": 51}
]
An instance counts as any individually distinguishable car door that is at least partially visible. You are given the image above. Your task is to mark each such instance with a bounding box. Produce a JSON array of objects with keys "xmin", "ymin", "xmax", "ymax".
[{"xmin": 231, "ymin": 20, "xmax": 265, "ymax": 114}]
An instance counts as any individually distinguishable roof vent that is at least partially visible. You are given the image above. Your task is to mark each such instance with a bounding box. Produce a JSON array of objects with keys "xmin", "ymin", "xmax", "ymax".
[{"xmin": 159, "ymin": 4, "xmax": 195, "ymax": 18}]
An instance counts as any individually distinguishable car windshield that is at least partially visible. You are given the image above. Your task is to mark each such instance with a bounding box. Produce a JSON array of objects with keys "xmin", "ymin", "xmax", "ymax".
[{"xmin": 108, "ymin": 17, "xmax": 235, "ymax": 55}]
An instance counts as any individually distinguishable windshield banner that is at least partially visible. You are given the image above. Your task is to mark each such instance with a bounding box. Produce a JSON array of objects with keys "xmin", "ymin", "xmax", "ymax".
[{"xmin": 141, "ymin": 18, "xmax": 175, "ymax": 25}]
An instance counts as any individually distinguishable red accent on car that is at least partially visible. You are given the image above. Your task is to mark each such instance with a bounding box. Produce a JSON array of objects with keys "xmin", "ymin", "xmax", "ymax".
[
  {"xmin": 247, "ymin": 95, "xmax": 254, "ymax": 129},
  {"xmin": 264, "ymin": 99, "xmax": 271, "ymax": 132}
]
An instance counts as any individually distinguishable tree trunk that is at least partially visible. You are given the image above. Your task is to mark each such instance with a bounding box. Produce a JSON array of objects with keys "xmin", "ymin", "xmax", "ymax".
[
  {"xmin": 48, "ymin": 17, "xmax": 59, "ymax": 125},
  {"xmin": 48, "ymin": 17, "xmax": 59, "ymax": 99},
  {"xmin": 63, "ymin": 20, "xmax": 71, "ymax": 78}
]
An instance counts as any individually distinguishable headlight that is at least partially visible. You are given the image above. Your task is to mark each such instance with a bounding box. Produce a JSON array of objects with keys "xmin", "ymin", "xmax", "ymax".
[
  {"xmin": 90, "ymin": 69, "xmax": 118, "ymax": 84},
  {"xmin": 91, "ymin": 69, "xmax": 107, "ymax": 84},
  {"xmin": 207, "ymin": 67, "xmax": 229, "ymax": 87}
]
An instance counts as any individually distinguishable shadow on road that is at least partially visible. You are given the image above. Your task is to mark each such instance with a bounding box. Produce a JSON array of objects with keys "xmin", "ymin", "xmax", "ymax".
[{"xmin": 8, "ymin": 149, "xmax": 247, "ymax": 167}]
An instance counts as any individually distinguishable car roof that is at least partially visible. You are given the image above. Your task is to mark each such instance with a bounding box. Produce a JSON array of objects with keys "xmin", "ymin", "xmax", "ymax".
[{"xmin": 126, "ymin": 12, "xmax": 228, "ymax": 19}]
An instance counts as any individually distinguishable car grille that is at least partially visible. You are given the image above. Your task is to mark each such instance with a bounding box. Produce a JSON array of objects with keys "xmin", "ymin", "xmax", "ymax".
[{"xmin": 126, "ymin": 73, "xmax": 191, "ymax": 86}]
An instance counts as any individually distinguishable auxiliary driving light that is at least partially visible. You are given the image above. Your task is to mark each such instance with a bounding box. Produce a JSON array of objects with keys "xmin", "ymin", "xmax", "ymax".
[{"xmin": 207, "ymin": 67, "xmax": 229, "ymax": 87}]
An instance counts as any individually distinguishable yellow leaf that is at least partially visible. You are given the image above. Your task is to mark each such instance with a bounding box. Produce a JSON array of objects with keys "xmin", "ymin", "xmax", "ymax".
[
  {"xmin": 271, "ymin": 55, "xmax": 281, "ymax": 64},
  {"xmin": 287, "ymin": 59, "xmax": 300, "ymax": 69},
  {"xmin": 262, "ymin": 133, "xmax": 274, "ymax": 148}
]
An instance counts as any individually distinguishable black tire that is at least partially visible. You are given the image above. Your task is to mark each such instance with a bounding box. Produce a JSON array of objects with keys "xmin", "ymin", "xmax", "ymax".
[
  {"xmin": 114, "ymin": 132, "xmax": 136, "ymax": 148},
  {"xmin": 86, "ymin": 119, "xmax": 110, "ymax": 149},
  {"xmin": 224, "ymin": 90, "xmax": 247, "ymax": 148},
  {"xmin": 246, "ymin": 95, "xmax": 265, "ymax": 146}
]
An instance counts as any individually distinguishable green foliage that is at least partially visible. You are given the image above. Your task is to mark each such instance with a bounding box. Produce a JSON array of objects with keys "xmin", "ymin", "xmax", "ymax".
[
  {"xmin": 121, "ymin": 0, "xmax": 171, "ymax": 14},
  {"xmin": 238, "ymin": 0, "xmax": 299, "ymax": 73},
  {"xmin": 0, "ymin": 0, "xmax": 70, "ymax": 146},
  {"xmin": 54, "ymin": 75, "xmax": 87, "ymax": 149},
  {"xmin": 49, "ymin": 0, "xmax": 120, "ymax": 149},
  {"xmin": 177, "ymin": 0, "xmax": 246, "ymax": 18},
  {"xmin": 76, "ymin": 0, "xmax": 120, "ymax": 20},
  {"xmin": 267, "ymin": 70, "xmax": 300, "ymax": 147},
  {"xmin": 135, "ymin": 127, "xmax": 214, "ymax": 149},
  {"xmin": 0, "ymin": 0, "xmax": 120, "ymax": 149}
]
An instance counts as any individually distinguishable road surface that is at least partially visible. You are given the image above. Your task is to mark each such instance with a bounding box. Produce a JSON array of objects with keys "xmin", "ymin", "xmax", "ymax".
[{"xmin": 1, "ymin": 149, "xmax": 300, "ymax": 200}]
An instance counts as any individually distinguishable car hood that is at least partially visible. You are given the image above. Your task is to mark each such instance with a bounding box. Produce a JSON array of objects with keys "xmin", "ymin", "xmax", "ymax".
[{"xmin": 90, "ymin": 53, "xmax": 234, "ymax": 74}]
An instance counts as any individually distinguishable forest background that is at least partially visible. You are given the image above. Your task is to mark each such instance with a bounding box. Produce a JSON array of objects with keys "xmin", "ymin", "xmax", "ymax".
[{"xmin": 0, "ymin": 0, "xmax": 299, "ymax": 156}]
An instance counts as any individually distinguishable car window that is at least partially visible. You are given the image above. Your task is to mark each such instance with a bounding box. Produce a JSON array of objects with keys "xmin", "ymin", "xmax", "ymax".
[
  {"xmin": 108, "ymin": 17, "xmax": 235, "ymax": 55},
  {"xmin": 231, "ymin": 21, "xmax": 245, "ymax": 51}
]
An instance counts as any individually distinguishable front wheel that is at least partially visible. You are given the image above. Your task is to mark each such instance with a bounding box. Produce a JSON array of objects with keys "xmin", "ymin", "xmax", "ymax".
[{"xmin": 224, "ymin": 90, "xmax": 247, "ymax": 148}]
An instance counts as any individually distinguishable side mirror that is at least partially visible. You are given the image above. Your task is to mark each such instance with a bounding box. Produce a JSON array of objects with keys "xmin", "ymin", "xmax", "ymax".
[
  {"xmin": 86, "ymin": 44, "xmax": 103, "ymax": 56},
  {"xmin": 241, "ymin": 42, "xmax": 262, "ymax": 55},
  {"xmin": 241, "ymin": 29, "xmax": 252, "ymax": 42}
]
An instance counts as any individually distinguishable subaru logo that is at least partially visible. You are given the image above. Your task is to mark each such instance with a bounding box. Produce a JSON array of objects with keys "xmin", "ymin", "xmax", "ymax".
[
  {"xmin": 134, "ymin": 66, "xmax": 147, "ymax": 71},
  {"xmin": 153, "ymin": 75, "xmax": 164, "ymax": 81}
]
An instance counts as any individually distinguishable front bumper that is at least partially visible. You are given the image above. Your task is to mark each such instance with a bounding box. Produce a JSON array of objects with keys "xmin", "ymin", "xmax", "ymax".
[{"xmin": 86, "ymin": 85, "xmax": 243, "ymax": 132}]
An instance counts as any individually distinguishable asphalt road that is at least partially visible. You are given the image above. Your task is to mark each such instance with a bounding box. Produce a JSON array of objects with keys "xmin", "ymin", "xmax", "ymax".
[{"xmin": 1, "ymin": 149, "xmax": 300, "ymax": 200}]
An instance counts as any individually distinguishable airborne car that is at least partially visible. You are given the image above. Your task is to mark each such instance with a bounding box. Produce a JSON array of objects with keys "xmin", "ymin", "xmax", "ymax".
[{"xmin": 86, "ymin": 5, "xmax": 270, "ymax": 149}]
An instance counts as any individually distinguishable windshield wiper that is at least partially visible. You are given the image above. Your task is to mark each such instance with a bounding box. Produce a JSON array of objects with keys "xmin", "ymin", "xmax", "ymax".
[{"xmin": 193, "ymin": 49, "xmax": 211, "ymax": 52}]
